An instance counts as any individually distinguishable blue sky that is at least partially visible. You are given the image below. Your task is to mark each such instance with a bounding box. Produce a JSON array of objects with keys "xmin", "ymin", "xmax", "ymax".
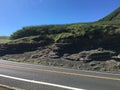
[{"xmin": 0, "ymin": 0, "xmax": 120, "ymax": 36}]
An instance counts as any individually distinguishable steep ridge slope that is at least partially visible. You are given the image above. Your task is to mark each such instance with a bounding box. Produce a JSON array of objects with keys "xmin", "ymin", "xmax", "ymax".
[{"xmin": 98, "ymin": 7, "xmax": 120, "ymax": 24}]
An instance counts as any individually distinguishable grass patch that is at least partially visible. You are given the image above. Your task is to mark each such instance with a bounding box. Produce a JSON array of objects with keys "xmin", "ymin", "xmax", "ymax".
[{"xmin": 0, "ymin": 36, "xmax": 10, "ymax": 44}]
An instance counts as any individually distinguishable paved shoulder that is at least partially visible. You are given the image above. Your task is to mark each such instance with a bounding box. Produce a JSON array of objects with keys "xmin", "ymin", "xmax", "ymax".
[{"xmin": 0, "ymin": 59, "xmax": 120, "ymax": 90}]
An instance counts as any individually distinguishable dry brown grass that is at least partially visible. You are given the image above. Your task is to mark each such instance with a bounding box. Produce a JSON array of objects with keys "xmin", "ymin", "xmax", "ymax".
[{"xmin": 0, "ymin": 86, "xmax": 13, "ymax": 90}]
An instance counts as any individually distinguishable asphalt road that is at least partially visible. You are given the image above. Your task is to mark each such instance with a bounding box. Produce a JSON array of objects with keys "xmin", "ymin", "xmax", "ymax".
[{"xmin": 0, "ymin": 59, "xmax": 120, "ymax": 90}]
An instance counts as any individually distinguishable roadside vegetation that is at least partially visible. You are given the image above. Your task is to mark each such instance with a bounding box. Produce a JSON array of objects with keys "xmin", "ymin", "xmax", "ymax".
[
  {"xmin": 9, "ymin": 24, "xmax": 120, "ymax": 44},
  {"xmin": 0, "ymin": 36, "xmax": 10, "ymax": 44},
  {"xmin": 9, "ymin": 7, "xmax": 120, "ymax": 44},
  {"xmin": 0, "ymin": 7, "xmax": 118, "ymax": 45}
]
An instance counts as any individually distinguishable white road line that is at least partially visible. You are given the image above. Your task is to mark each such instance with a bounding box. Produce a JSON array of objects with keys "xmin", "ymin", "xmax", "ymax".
[{"xmin": 0, "ymin": 74, "xmax": 86, "ymax": 90}]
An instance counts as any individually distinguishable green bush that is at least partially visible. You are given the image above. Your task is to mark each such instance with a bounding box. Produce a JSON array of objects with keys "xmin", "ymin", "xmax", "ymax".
[{"xmin": 10, "ymin": 23, "xmax": 120, "ymax": 44}]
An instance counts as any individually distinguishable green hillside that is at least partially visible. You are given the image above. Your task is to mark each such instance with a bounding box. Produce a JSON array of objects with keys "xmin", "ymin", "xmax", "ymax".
[
  {"xmin": 100, "ymin": 7, "xmax": 120, "ymax": 21},
  {"xmin": 98, "ymin": 7, "xmax": 120, "ymax": 24},
  {"xmin": 7, "ymin": 7, "xmax": 120, "ymax": 47}
]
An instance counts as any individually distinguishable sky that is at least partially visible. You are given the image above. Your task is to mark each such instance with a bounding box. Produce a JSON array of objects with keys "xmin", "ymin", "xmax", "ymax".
[{"xmin": 0, "ymin": 0, "xmax": 120, "ymax": 36}]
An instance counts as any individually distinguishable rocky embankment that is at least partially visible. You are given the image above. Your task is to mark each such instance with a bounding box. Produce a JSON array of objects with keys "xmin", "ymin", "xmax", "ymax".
[
  {"xmin": 0, "ymin": 43, "xmax": 120, "ymax": 73},
  {"xmin": 0, "ymin": 41, "xmax": 49, "ymax": 56}
]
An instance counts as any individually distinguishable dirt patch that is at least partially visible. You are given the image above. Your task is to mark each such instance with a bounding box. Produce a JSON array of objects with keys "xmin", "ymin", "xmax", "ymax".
[{"xmin": 0, "ymin": 86, "xmax": 13, "ymax": 90}]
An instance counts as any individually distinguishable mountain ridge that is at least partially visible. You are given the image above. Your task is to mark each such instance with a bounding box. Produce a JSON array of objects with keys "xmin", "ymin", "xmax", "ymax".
[{"xmin": 98, "ymin": 7, "xmax": 120, "ymax": 24}]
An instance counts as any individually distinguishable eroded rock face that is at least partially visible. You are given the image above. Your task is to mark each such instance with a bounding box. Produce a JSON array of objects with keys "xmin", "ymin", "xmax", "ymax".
[
  {"xmin": 0, "ymin": 42, "xmax": 118, "ymax": 63},
  {"xmin": 30, "ymin": 44, "xmax": 60, "ymax": 59},
  {"xmin": 1, "ymin": 43, "xmax": 120, "ymax": 73},
  {"xmin": 0, "ymin": 42, "xmax": 49, "ymax": 56},
  {"xmin": 62, "ymin": 49, "xmax": 116, "ymax": 62}
]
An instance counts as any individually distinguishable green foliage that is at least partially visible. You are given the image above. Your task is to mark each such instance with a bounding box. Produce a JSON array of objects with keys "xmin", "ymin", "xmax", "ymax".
[
  {"xmin": 9, "ymin": 7, "xmax": 120, "ymax": 43},
  {"xmin": 9, "ymin": 35, "xmax": 52, "ymax": 43},
  {"xmin": 9, "ymin": 24, "xmax": 120, "ymax": 43},
  {"xmin": 54, "ymin": 33, "xmax": 73, "ymax": 42},
  {"xmin": 10, "ymin": 25, "xmax": 70, "ymax": 40}
]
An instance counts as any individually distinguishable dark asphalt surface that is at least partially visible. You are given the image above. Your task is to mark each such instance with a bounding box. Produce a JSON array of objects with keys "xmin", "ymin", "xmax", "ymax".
[{"xmin": 0, "ymin": 59, "xmax": 120, "ymax": 90}]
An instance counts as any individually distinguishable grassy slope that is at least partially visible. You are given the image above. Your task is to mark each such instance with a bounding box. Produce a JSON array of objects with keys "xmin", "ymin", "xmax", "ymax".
[
  {"xmin": 8, "ymin": 7, "xmax": 120, "ymax": 44},
  {"xmin": 99, "ymin": 7, "xmax": 120, "ymax": 21},
  {"xmin": 0, "ymin": 36, "xmax": 10, "ymax": 44},
  {"xmin": 97, "ymin": 7, "xmax": 120, "ymax": 25}
]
